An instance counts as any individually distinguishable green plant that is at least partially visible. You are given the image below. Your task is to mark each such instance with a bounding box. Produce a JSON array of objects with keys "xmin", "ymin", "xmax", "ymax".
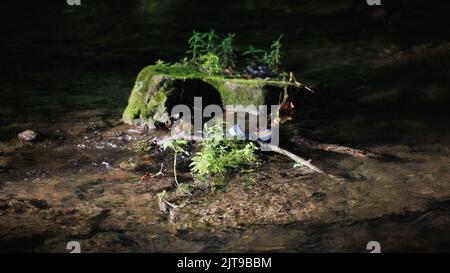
[
  {"xmin": 263, "ymin": 35, "xmax": 283, "ymax": 72},
  {"xmin": 218, "ymin": 33, "xmax": 236, "ymax": 69},
  {"xmin": 177, "ymin": 183, "xmax": 194, "ymax": 196},
  {"xmin": 190, "ymin": 123, "xmax": 259, "ymax": 178},
  {"xmin": 157, "ymin": 190, "xmax": 168, "ymax": 200},
  {"xmin": 155, "ymin": 59, "xmax": 169, "ymax": 66},
  {"xmin": 187, "ymin": 30, "xmax": 206, "ymax": 62},
  {"xmin": 198, "ymin": 52, "xmax": 222, "ymax": 75},
  {"xmin": 187, "ymin": 30, "xmax": 238, "ymax": 73},
  {"xmin": 175, "ymin": 30, "xmax": 285, "ymax": 76},
  {"xmin": 205, "ymin": 30, "xmax": 218, "ymax": 53},
  {"xmin": 162, "ymin": 139, "xmax": 189, "ymax": 188},
  {"xmin": 187, "ymin": 30, "xmax": 219, "ymax": 60},
  {"xmin": 177, "ymin": 57, "xmax": 191, "ymax": 68},
  {"xmin": 242, "ymin": 45, "xmax": 266, "ymax": 65}
]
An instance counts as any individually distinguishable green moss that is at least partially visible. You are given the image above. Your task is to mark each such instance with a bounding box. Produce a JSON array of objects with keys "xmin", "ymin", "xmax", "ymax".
[
  {"xmin": 122, "ymin": 66, "xmax": 171, "ymax": 126},
  {"xmin": 152, "ymin": 64, "xmax": 206, "ymax": 78}
]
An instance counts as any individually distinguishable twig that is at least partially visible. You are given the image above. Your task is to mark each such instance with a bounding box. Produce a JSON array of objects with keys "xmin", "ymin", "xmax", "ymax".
[
  {"xmin": 164, "ymin": 200, "xmax": 179, "ymax": 209},
  {"xmin": 151, "ymin": 163, "xmax": 166, "ymax": 178},
  {"xmin": 288, "ymin": 72, "xmax": 315, "ymax": 93},
  {"xmin": 257, "ymin": 142, "xmax": 325, "ymax": 174},
  {"xmin": 290, "ymin": 135, "xmax": 379, "ymax": 159}
]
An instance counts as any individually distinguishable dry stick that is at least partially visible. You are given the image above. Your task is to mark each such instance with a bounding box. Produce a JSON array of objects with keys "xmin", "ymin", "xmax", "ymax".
[
  {"xmin": 173, "ymin": 151, "xmax": 180, "ymax": 188},
  {"xmin": 290, "ymin": 135, "xmax": 379, "ymax": 159},
  {"xmin": 289, "ymin": 72, "xmax": 315, "ymax": 93},
  {"xmin": 150, "ymin": 163, "xmax": 166, "ymax": 178},
  {"xmin": 156, "ymin": 133, "xmax": 329, "ymax": 176},
  {"xmin": 257, "ymin": 142, "xmax": 324, "ymax": 174}
]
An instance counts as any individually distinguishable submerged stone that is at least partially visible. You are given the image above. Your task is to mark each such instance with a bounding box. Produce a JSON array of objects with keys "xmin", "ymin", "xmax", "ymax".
[
  {"xmin": 122, "ymin": 65, "xmax": 300, "ymax": 128},
  {"xmin": 18, "ymin": 130, "xmax": 37, "ymax": 142}
]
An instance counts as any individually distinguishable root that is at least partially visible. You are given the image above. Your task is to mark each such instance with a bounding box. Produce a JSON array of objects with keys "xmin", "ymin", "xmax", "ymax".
[
  {"xmin": 290, "ymin": 135, "xmax": 379, "ymax": 159},
  {"xmin": 257, "ymin": 142, "xmax": 325, "ymax": 174}
]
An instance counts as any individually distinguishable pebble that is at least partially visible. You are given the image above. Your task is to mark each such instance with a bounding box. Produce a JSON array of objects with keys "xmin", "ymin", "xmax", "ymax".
[{"xmin": 18, "ymin": 130, "xmax": 37, "ymax": 141}]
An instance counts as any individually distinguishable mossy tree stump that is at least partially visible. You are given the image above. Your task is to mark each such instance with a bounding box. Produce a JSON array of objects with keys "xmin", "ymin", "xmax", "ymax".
[{"xmin": 122, "ymin": 65, "xmax": 300, "ymax": 128}]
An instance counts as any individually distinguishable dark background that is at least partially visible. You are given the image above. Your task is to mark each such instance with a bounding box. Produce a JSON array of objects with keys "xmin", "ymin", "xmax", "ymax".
[
  {"xmin": 1, "ymin": 0, "xmax": 450, "ymax": 253},
  {"xmin": 3, "ymin": 0, "xmax": 450, "ymax": 68}
]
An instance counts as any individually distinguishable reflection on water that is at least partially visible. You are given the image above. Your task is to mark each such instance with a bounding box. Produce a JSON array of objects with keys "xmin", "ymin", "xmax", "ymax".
[{"xmin": 1, "ymin": 0, "xmax": 450, "ymax": 252}]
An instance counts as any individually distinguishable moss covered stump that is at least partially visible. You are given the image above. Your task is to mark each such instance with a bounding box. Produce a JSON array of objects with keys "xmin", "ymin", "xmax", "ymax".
[{"xmin": 122, "ymin": 65, "xmax": 298, "ymax": 127}]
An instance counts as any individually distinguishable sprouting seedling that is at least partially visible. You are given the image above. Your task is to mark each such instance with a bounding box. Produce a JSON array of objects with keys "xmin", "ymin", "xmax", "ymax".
[{"xmin": 162, "ymin": 139, "xmax": 189, "ymax": 188}]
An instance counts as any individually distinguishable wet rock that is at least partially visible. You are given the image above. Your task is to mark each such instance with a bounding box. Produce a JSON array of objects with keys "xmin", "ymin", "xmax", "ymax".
[
  {"xmin": 126, "ymin": 124, "xmax": 150, "ymax": 135},
  {"xmin": 18, "ymin": 130, "xmax": 37, "ymax": 141},
  {"xmin": 134, "ymin": 178, "xmax": 173, "ymax": 194},
  {"xmin": 1, "ymin": 199, "xmax": 50, "ymax": 213},
  {"xmin": 49, "ymin": 203, "xmax": 107, "ymax": 236},
  {"xmin": 312, "ymin": 192, "xmax": 327, "ymax": 202},
  {"xmin": 0, "ymin": 200, "xmax": 9, "ymax": 210},
  {"xmin": 168, "ymin": 171, "xmax": 341, "ymax": 232},
  {"xmin": 28, "ymin": 199, "xmax": 50, "ymax": 209},
  {"xmin": 158, "ymin": 197, "xmax": 169, "ymax": 214},
  {"xmin": 171, "ymin": 119, "xmax": 193, "ymax": 135},
  {"xmin": 75, "ymin": 184, "xmax": 105, "ymax": 201},
  {"xmin": 169, "ymin": 207, "xmax": 180, "ymax": 226},
  {"xmin": 244, "ymin": 65, "xmax": 276, "ymax": 78}
]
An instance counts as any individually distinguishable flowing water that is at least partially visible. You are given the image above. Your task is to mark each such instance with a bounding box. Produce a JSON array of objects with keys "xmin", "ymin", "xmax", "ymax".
[{"xmin": 1, "ymin": 0, "xmax": 450, "ymax": 252}]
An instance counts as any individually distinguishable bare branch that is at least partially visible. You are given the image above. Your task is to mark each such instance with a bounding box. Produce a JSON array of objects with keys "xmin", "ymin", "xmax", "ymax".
[{"xmin": 290, "ymin": 135, "xmax": 379, "ymax": 159}]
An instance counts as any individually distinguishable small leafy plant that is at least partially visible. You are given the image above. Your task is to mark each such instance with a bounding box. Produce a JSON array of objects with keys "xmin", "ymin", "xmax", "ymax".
[
  {"xmin": 218, "ymin": 33, "xmax": 236, "ymax": 69},
  {"xmin": 182, "ymin": 30, "xmax": 283, "ymax": 76},
  {"xmin": 262, "ymin": 35, "xmax": 283, "ymax": 72},
  {"xmin": 187, "ymin": 31, "xmax": 206, "ymax": 62},
  {"xmin": 190, "ymin": 124, "xmax": 259, "ymax": 178},
  {"xmin": 198, "ymin": 52, "xmax": 222, "ymax": 75},
  {"xmin": 162, "ymin": 139, "xmax": 189, "ymax": 188},
  {"xmin": 204, "ymin": 30, "xmax": 218, "ymax": 53},
  {"xmin": 187, "ymin": 30, "xmax": 219, "ymax": 61}
]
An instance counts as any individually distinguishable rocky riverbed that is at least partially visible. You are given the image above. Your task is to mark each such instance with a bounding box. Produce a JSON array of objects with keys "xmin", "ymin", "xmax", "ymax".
[{"xmin": 1, "ymin": 114, "xmax": 450, "ymax": 252}]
